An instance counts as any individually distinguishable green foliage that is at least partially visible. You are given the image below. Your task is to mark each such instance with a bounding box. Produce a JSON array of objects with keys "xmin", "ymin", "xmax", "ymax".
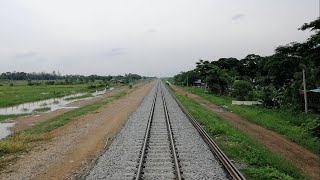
[
  {"xmin": 183, "ymin": 86, "xmax": 320, "ymax": 154},
  {"xmin": 175, "ymin": 93, "xmax": 305, "ymax": 179},
  {"xmin": 29, "ymin": 103, "xmax": 103, "ymax": 134},
  {"xmin": 0, "ymin": 114, "xmax": 30, "ymax": 122},
  {"xmin": 0, "ymin": 132, "xmax": 46, "ymax": 156},
  {"xmin": 304, "ymin": 117, "xmax": 320, "ymax": 137},
  {"xmin": 232, "ymin": 80, "xmax": 252, "ymax": 100},
  {"xmin": 173, "ymin": 70, "xmax": 199, "ymax": 86},
  {"xmin": 173, "ymin": 17, "xmax": 320, "ymax": 110},
  {"xmin": 0, "ymin": 89, "xmax": 129, "ymax": 163},
  {"xmin": 244, "ymin": 167, "xmax": 294, "ymax": 180}
]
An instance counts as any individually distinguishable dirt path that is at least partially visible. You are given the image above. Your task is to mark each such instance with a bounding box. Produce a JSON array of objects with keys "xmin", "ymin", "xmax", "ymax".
[
  {"xmin": 173, "ymin": 86, "xmax": 320, "ymax": 180},
  {"xmin": 0, "ymin": 81, "xmax": 155, "ymax": 180}
]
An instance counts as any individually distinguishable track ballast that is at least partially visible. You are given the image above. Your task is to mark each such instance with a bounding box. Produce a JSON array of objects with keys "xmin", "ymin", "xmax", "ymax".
[{"xmin": 86, "ymin": 81, "xmax": 243, "ymax": 180}]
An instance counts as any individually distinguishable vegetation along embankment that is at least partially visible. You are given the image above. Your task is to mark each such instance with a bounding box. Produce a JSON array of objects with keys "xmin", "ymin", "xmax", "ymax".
[
  {"xmin": 172, "ymin": 17, "xmax": 320, "ymax": 154},
  {"xmin": 174, "ymin": 92, "xmax": 306, "ymax": 179},
  {"xmin": 171, "ymin": 17, "xmax": 320, "ymax": 179},
  {"xmin": 0, "ymin": 84, "xmax": 140, "ymax": 169}
]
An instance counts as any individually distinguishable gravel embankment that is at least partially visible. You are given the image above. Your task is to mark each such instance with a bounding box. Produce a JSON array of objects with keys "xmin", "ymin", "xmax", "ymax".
[
  {"xmin": 86, "ymin": 82, "xmax": 228, "ymax": 179},
  {"xmin": 162, "ymin": 83, "xmax": 228, "ymax": 179},
  {"xmin": 86, "ymin": 85, "xmax": 157, "ymax": 180}
]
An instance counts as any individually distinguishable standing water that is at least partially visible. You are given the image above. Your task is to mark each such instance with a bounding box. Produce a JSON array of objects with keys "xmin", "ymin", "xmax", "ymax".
[
  {"xmin": 0, "ymin": 89, "xmax": 109, "ymax": 140},
  {"xmin": 0, "ymin": 122, "xmax": 15, "ymax": 140},
  {"xmin": 0, "ymin": 89, "xmax": 109, "ymax": 115}
]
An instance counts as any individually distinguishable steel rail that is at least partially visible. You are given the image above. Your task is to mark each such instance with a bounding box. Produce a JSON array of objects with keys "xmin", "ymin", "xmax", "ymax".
[
  {"xmin": 161, "ymin": 88, "xmax": 182, "ymax": 180},
  {"xmin": 166, "ymin": 84, "xmax": 246, "ymax": 180},
  {"xmin": 135, "ymin": 84, "xmax": 158, "ymax": 180}
]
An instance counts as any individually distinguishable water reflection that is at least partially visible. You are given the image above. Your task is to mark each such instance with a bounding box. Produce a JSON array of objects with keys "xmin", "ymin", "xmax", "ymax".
[
  {"xmin": 0, "ymin": 122, "xmax": 15, "ymax": 140},
  {"xmin": 0, "ymin": 89, "xmax": 108, "ymax": 115}
]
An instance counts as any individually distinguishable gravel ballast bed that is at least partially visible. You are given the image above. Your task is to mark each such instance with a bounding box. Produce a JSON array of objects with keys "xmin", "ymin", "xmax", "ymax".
[
  {"xmin": 162, "ymin": 83, "xmax": 228, "ymax": 179},
  {"xmin": 86, "ymin": 85, "xmax": 157, "ymax": 179},
  {"xmin": 86, "ymin": 82, "xmax": 228, "ymax": 179}
]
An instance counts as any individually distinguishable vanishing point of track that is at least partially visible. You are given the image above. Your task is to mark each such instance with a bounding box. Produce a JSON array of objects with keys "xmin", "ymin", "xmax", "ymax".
[
  {"xmin": 134, "ymin": 81, "xmax": 245, "ymax": 180},
  {"xmin": 86, "ymin": 81, "xmax": 245, "ymax": 180}
]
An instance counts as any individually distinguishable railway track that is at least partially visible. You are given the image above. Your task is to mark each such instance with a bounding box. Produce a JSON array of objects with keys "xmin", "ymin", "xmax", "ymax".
[
  {"xmin": 86, "ymin": 81, "xmax": 245, "ymax": 180},
  {"xmin": 166, "ymin": 83, "xmax": 246, "ymax": 180},
  {"xmin": 135, "ymin": 83, "xmax": 181, "ymax": 179}
]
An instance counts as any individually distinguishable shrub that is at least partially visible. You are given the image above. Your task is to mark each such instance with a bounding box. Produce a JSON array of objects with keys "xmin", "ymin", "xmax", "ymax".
[
  {"xmin": 232, "ymin": 80, "xmax": 252, "ymax": 100},
  {"xmin": 44, "ymin": 81, "xmax": 55, "ymax": 85},
  {"xmin": 304, "ymin": 117, "xmax": 320, "ymax": 138},
  {"xmin": 87, "ymin": 84, "xmax": 97, "ymax": 89}
]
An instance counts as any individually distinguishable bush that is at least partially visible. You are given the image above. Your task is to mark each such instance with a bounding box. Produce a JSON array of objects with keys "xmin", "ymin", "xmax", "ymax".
[
  {"xmin": 44, "ymin": 81, "xmax": 55, "ymax": 85},
  {"xmin": 87, "ymin": 84, "xmax": 97, "ymax": 89},
  {"xmin": 232, "ymin": 80, "xmax": 252, "ymax": 100},
  {"xmin": 304, "ymin": 117, "xmax": 320, "ymax": 138}
]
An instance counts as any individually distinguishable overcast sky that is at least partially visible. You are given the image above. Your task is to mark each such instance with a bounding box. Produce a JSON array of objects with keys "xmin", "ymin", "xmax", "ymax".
[{"xmin": 0, "ymin": 0, "xmax": 318, "ymax": 77}]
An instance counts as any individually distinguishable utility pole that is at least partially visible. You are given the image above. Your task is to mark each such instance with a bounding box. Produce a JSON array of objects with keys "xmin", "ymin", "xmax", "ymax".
[
  {"xmin": 186, "ymin": 76, "xmax": 189, "ymax": 87},
  {"xmin": 205, "ymin": 75, "xmax": 208, "ymax": 92},
  {"xmin": 302, "ymin": 68, "xmax": 308, "ymax": 113}
]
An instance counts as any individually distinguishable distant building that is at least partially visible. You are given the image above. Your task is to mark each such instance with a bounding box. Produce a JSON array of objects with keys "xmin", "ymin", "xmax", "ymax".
[
  {"xmin": 110, "ymin": 78, "xmax": 124, "ymax": 84},
  {"xmin": 193, "ymin": 79, "xmax": 204, "ymax": 87},
  {"xmin": 301, "ymin": 88, "xmax": 320, "ymax": 110}
]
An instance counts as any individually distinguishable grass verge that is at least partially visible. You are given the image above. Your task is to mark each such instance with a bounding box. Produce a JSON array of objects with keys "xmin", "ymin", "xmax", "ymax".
[
  {"xmin": 175, "ymin": 93, "xmax": 306, "ymax": 179},
  {"xmin": 0, "ymin": 88, "xmax": 131, "ymax": 167},
  {"xmin": 0, "ymin": 82, "xmax": 114, "ymax": 107},
  {"xmin": 181, "ymin": 86, "xmax": 320, "ymax": 155},
  {"xmin": 0, "ymin": 114, "xmax": 30, "ymax": 123},
  {"xmin": 28, "ymin": 89, "xmax": 129, "ymax": 134}
]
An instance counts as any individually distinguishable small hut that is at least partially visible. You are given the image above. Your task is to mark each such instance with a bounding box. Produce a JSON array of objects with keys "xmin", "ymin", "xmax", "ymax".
[
  {"xmin": 301, "ymin": 88, "xmax": 320, "ymax": 110},
  {"xmin": 193, "ymin": 79, "xmax": 204, "ymax": 87}
]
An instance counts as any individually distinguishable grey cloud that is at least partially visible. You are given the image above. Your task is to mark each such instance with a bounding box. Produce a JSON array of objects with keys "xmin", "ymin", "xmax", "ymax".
[
  {"xmin": 231, "ymin": 13, "xmax": 245, "ymax": 21},
  {"xmin": 15, "ymin": 51, "xmax": 38, "ymax": 59},
  {"xmin": 146, "ymin": 29, "xmax": 157, "ymax": 33},
  {"xmin": 103, "ymin": 48, "xmax": 127, "ymax": 57}
]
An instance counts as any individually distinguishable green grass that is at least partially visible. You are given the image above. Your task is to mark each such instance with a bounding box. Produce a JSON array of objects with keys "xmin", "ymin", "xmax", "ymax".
[
  {"xmin": 29, "ymin": 101, "xmax": 105, "ymax": 134},
  {"xmin": 0, "ymin": 114, "xmax": 30, "ymax": 122},
  {"xmin": 175, "ymin": 93, "xmax": 306, "ymax": 179},
  {"xmin": 0, "ymin": 132, "xmax": 46, "ymax": 156},
  {"xmin": 28, "ymin": 90, "xmax": 129, "ymax": 134},
  {"xmin": 0, "ymin": 89, "xmax": 129, "ymax": 158},
  {"xmin": 181, "ymin": 86, "xmax": 320, "ymax": 155},
  {"xmin": 0, "ymin": 81, "xmax": 112, "ymax": 107},
  {"xmin": 0, "ymin": 82, "xmax": 143, "ymax": 170}
]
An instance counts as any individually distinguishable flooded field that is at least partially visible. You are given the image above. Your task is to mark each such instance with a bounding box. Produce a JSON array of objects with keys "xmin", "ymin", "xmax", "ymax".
[
  {"xmin": 0, "ymin": 89, "xmax": 108, "ymax": 115},
  {"xmin": 0, "ymin": 89, "xmax": 109, "ymax": 140}
]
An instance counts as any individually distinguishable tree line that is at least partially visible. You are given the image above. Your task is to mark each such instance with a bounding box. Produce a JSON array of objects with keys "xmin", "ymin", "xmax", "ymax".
[
  {"xmin": 173, "ymin": 18, "xmax": 319, "ymax": 110},
  {"xmin": 0, "ymin": 71, "xmax": 149, "ymax": 85}
]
